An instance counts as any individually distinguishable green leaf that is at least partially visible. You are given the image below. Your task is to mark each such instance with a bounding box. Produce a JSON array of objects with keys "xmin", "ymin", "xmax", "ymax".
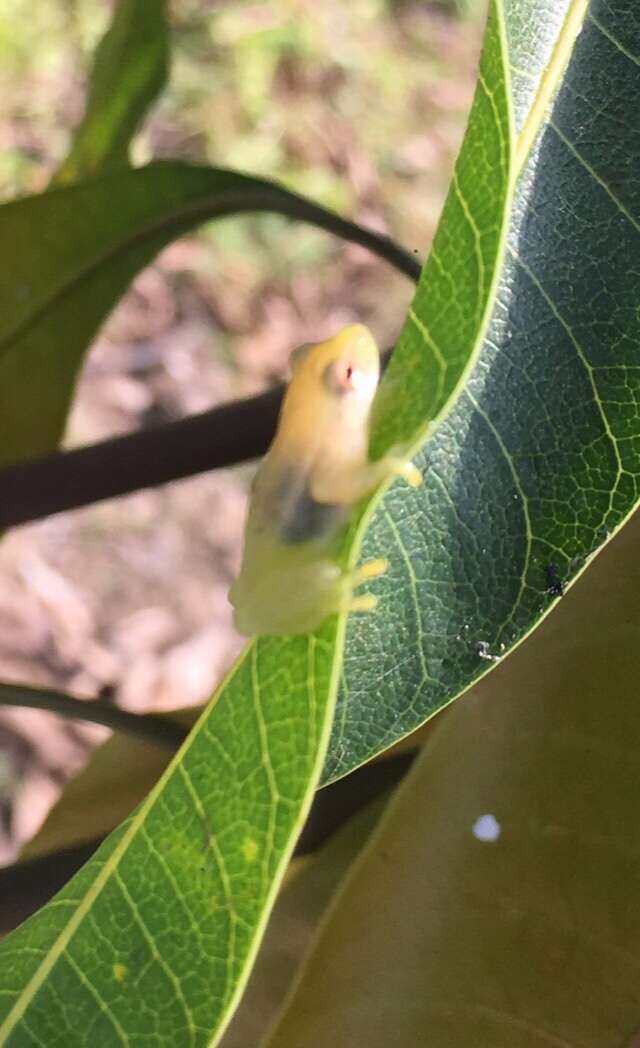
[
  {"xmin": 52, "ymin": 0, "xmax": 169, "ymax": 186},
  {"xmin": 0, "ymin": 3, "xmax": 511, "ymax": 1041},
  {"xmin": 0, "ymin": 628, "xmax": 341, "ymax": 1045},
  {"xmin": 369, "ymin": 0, "xmax": 512, "ymax": 457},
  {"xmin": 0, "ymin": 160, "xmax": 417, "ymax": 467},
  {"xmin": 323, "ymin": 0, "xmax": 639, "ymax": 781},
  {"xmin": 220, "ymin": 796, "xmax": 388, "ymax": 1048},
  {"xmin": 266, "ymin": 507, "xmax": 640, "ymax": 1047}
]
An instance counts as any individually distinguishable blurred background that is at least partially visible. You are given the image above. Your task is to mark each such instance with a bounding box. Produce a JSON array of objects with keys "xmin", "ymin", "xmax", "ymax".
[{"xmin": 0, "ymin": 0, "xmax": 481, "ymax": 862}]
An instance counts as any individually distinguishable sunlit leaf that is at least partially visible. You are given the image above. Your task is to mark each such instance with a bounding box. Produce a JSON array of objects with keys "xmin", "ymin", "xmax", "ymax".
[
  {"xmin": 220, "ymin": 797, "xmax": 387, "ymax": 1048},
  {"xmin": 0, "ymin": 630, "xmax": 340, "ymax": 1044}
]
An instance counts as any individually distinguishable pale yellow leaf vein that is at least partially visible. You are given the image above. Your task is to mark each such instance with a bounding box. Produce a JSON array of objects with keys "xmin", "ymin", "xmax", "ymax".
[
  {"xmin": 64, "ymin": 950, "xmax": 128, "ymax": 1046},
  {"xmin": 452, "ymin": 170, "xmax": 486, "ymax": 314},
  {"xmin": 549, "ymin": 120, "xmax": 640, "ymax": 235},
  {"xmin": 588, "ymin": 12, "xmax": 640, "ymax": 68},
  {"xmin": 407, "ymin": 307, "xmax": 446, "ymax": 409},
  {"xmin": 463, "ymin": 386, "xmax": 532, "ymax": 633},
  {"xmin": 114, "ymin": 868, "xmax": 196, "ymax": 1045},
  {"xmin": 509, "ymin": 246, "xmax": 624, "ymax": 527},
  {"xmin": 176, "ymin": 763, "xmax": 240, "ymax": 1006},
  {"xmin": 383, "ymin": 508, "xmax": 431, "ymax": 690}
]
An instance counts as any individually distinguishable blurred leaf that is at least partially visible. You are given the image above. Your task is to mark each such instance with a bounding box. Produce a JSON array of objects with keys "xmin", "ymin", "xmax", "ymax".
[
  {"xmin": 0, "ymin": 160, "xmax": 417, "ymax": 467},
  {"xmin": 53, "ymin": 0, "xmax": 169, "ymax": 186},
  {"xmin": 267, "ymin": 507, "xmax": 640, "ymax": 1048},
  {"xmin": 0, "ymin": 2, "xmax": 511, "ymax": 1041},
  {"xmin": 323, "ymin": 0, "xmax": 640, "ymax": 781},
  {"xmin": 452, "ymin": 0, "xmax": 486, "ymax": 17}
]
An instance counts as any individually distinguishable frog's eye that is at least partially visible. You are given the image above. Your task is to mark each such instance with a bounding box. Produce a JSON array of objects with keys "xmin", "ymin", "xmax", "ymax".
[{"xmin": 323, "ymin": 358, "xmax": 367, "ymax": 396}]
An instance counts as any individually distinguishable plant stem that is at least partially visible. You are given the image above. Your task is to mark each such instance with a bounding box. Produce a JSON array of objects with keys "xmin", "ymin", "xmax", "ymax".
[{"xmin": 0, "ymin": 682, "xmax": 188, "ymax": 750}]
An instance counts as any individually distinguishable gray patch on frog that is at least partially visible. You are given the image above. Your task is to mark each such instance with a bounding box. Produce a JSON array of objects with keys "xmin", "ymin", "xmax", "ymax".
[{"xmin": 275, "ymin": 470, "xmax": 346, "ymax": 544}]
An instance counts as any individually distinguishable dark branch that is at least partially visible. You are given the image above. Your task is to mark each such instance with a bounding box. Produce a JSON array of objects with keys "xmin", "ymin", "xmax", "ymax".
[
  {"xmin": 0, "ymin": 196, "xmax": 420, "ymax": 528},
  {"xmin": 0, "ymin": 682, "xmax": 188, "ymax": 749},
  {"xmin": 0, "ymin": 337, "xmax": 409, "ymax": 528},
  {"xmin": 0, "ymin": 386, "xmax": 283, "ymax": 528}
]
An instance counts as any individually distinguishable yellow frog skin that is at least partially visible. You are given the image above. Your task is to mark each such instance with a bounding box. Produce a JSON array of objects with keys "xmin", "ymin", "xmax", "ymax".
[{"xmin": 229, "ymin": 324, "xmax": 421, "ymax": 636}]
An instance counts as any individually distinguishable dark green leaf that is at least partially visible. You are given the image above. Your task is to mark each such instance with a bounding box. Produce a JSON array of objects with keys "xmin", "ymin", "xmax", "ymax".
[{"xmin": 324, "ymin": 0, "xmax": 639, "ymax": 781}]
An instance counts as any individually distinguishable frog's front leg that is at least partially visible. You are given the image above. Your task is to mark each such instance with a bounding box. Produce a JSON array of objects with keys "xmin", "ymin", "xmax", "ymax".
[{"xmin": 312, "ymin": 452, "xmax": 422, "ymax": 505}]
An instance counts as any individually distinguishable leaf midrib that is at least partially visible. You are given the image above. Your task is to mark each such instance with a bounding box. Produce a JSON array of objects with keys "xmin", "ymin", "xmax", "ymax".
[
  {"xmin": 514, "ymin": 0, "xmax": 589, "ymax": 175},
  {"xmin": 0, "ymin": 652, "xmax": 248, "ymax": 1042}
]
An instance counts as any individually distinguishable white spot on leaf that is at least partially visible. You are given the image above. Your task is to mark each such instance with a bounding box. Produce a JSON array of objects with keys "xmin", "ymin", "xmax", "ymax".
[{"xmin": 472, "ymin": 813, "xmax": 501, "ymax": 842}]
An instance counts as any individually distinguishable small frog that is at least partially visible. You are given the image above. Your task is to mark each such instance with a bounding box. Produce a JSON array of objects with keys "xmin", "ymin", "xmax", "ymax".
[{"xmin": 229, "ymin": 324, "xmax": 421, "ymax": 636}]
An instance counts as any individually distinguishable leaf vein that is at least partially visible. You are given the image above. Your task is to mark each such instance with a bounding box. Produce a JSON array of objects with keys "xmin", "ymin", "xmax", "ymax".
[
  {"xmin": 588, "ymin": 12, "xmax": 640, "ymax": 68},
  {"xmin": 508, "ymin": 245, "xmax": 624, "ymax": 525},
  {"xmin": 113, "ymin": 867, "xmax": 197, "ymax": 1045},
  {"xmin": 383, "ymin": 508, "xmax": 432, "ymax": 689},
  {"xmin": 64, "ymin": 950, "xmax": 128, "ymax": 1046},
  {"xmin": 250, "ymin": 643, "xmax": 280, "ymax": 890},
  {"xmin": 452, "ymin": 171, "xmax": 487, "ymax": 321},
  {"xmin": 549, "ymin": 120, "xmax": 640, "ymax": 234},
  {"xmin": 463, "ymin": 387, "xmax": 533, "ymax": 638}
]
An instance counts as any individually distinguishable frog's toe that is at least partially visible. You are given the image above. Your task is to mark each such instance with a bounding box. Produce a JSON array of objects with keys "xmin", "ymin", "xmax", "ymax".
[
  {"xmin": 353, "ymin": 558, "xmax": 388, "ymax": 587},
  {"xmin": 348, "ymin": 559, "xmax": 387, "ymax": 616},
  {"xmin": 386, "ymin": 448, "xmax": 423, "ymax": 489},
  {"xmin": 349, "ymin": 593, "xmax": 378, "ymax": 614},
  {"xmin": 402, "ymin": 461, "xmax": 422, "ymax": 488}
]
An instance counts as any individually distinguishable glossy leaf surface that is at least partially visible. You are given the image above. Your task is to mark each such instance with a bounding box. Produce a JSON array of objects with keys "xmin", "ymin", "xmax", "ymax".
[{"xmin": 325, "ymin": 0, "xmax": 638, "ymax": 781}]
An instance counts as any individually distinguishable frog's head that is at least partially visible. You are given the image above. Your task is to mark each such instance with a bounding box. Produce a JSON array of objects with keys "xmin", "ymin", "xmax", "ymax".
[{"xmin": 291, "ymin": 324, "xmax": 380, "ymax": 404}]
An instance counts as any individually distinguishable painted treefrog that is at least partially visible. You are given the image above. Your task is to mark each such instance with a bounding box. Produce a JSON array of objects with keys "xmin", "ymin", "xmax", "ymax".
[{"xmin": 229, "ymin": 324, "xmax": 420, "ymax": 636}]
